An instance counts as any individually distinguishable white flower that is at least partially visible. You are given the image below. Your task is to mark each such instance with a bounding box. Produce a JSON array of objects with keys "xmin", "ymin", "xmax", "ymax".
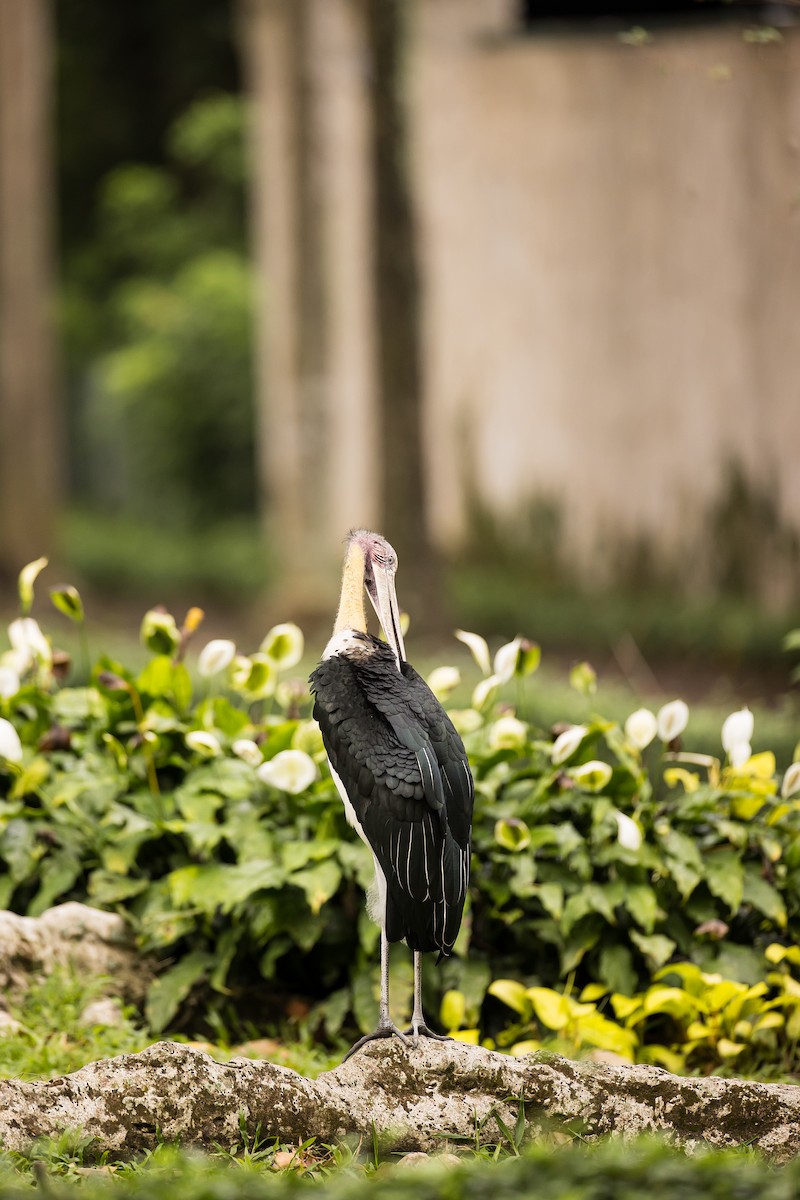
[
  {"xmin": 260, "ymin": 623, "xmax": 304, "ymax": 669},
  {"xmin": 729, "ymin": 741, "xmax": 752, "ymax": 769},
  {"xmin": 185, "ymin": 730, "xmax": 222, "ymax": 757},
  {"xmin": 232, "ymin": 738, "xmax": 263, "ymax": 767},
  {"xmin": 721, "ymin": 708, "xmax": 754, "ymax": 756},
  {"xmin": 571, "ymin": 760, "xmax": 613, "ymax": 792},
  {"xmin": 455, "ymin": 630, "xmax": 491, "ymax": 676},
  {"xmin": 613, "ymin": 810, "xmax": 642, "ymax": 851},
  {"xmin": 0, "ymin": 667, "xmax": 20, "ymax": 699},
  {"xmin": 624, "ymin": 708, "xmax": 657, "ymax": 751},
  {"xmin": 197, "ymin": 639, "xmax": 237, "ymax": 677},
  {"xmin": 292, "ymin": 720, "xmax": 325, "ymax": 757},
  {"xmin": 657, "ymin": 699, "xmax": 689, "ymax": 743},
  {"xmin": 448, "ymin": 709, "xmax": 484, "ymax": 736},
  {"xmin": 551, "ymin": 724, "xmax": 587, "ymax": 764},
  {"xmin": 488, "ymin": 715, "xmax": 528, "ymax": 751},
  {"xmin": 8, "ymin": 617, "xmax": 51, "ymax": 665},
  {"xmin": 17, "ymin": 556, "xmax": 48, "ymax": 613},
  {"xmin": 471, "ymin": 673, "xmax": 501, "ymax": 712},
  {"xmin": 427, "ymin": 666, "xmax": 461, "ymax": 700},
  {"xmin": 782, "ymin": 761, "xmax": 800, "ymax": 800},
  {"xmin": 257, "ymin": 749, "xmax": 317, "ymax": 794},
  {"xmin": 0, "ymin": 718, "xmax": 23, "ymax": 764},
  {"xmin": 494, "ymin": 637, "xmax": 522, "ymax": 683}
]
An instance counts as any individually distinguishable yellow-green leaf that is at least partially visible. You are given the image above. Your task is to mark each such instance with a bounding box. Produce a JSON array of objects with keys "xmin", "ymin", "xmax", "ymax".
[
  {"xmin": 487, "ymin": 978, "xmax": 530, "ymax": 1016},
  {"xmin": 440, "ymin": 989, "xmax": 466, "ymax": 1031}
]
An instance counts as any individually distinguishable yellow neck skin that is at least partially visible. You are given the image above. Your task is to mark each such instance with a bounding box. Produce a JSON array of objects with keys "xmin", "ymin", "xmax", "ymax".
[{"xmin": 333, "ymin": 541, "xmax": 367, "ymax": 635}]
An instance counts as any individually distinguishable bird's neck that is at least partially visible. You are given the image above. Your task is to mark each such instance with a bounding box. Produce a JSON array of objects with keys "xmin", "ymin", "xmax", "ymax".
[{"xmin": 332, "ymin": 541, "xmax": 367, "ymax": 637}]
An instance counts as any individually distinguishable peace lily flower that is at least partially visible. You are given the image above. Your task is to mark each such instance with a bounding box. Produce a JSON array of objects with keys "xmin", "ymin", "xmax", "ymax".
[
  {"xmin": 494, "ymin": 637, "xmax": 523, "ymax": 683},
  {"xmin": 140, "ymin": 608, "xmax": 179, "ymax": 656},
  {"xmin": 292, "ymin": 720, "xmax": 325, "ymax": 757},
  {"xmin": 551, "ymin": 724, "xmax": 588, "ymax": 764},
  {"xmin": 728, "ymin": 741, "xmax": 752, "ymax": 769},
  {"xmin": 721, "ymin": 708, "xmax": 754, "ymax": 764},
  {"xmin": 8, "ymin": 616, "xmax": 51, "ymax": 666},
  {"xmin": 260, "ymin": 623, "xmax": 304, "ymax": 670},
  {"xmin": 613, "ymin": 810, "xmax": 642, "ymax": 852},
  {"xmin": 0, "ymin": 718, "xmax": 23, "ymax": 764},
  {"xmin": 18, "ymin": 556, "xmax": 48, "ymax": 614},
  {"xmin": 571, "ymin": 760, "xmax": 613, "ymax": 792},
  {"xmin": 427, "ymin": 665, "xmax": 461, "ymax": 700},
  {"xmin": 471, "ymin": 674, "xmax": 501, "ymax": 712},
  {"xmin": 232, "ymin": 738, "xmax": 263, "ymax": 767},
  {"xmin": 185, "ymin": 730, "xmax": 222, "ymax": 757},
  {"xmin": 656, "ymin": 699, "xmax": 689, "ymax": 743},
  {"xmin": 448, "ymin": 709, "xmax": 484, "ymax": 737},
  {"xmin": 455, "ymin": 630, "xmax": 491, "ymax": 676},
  {"xmin": 782, "ymin": 761, "xmax": 800, "ymax": 800},
  {"xmin": 488, "ymin": 715, "xmax": 528, "ymax": 751},
  {"xmin": 257, "ymin": 749, "xmax": 317, "ymax": 794},
  {"xmin": 197, "ymin": 638, "xmax": 237, "ymax": 678},
  {"xmin": 0, "ymin": 666, "xmax": 20, "ymax": 699},
  {"xmin": 230, "ymin": 654, "xmax": 276, "ymax": 701},
  {"xmin": 624, "ymin": 708, "xmax": 657, "ymax": 751}
]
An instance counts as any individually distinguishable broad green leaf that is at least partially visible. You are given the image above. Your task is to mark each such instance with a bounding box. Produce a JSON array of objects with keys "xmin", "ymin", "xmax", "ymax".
[
  {"xmin": 534, "ymin": 882, "xmax": 564, "ymax": 920},
  {"xmin": 526, "ymin": 987, "xmax": 574, "ymax": 1031},
  {"xmin": 145, "ymin": 950, "xmax": 213, "ymax": 1032},
  {"xmin": 742, "ymin": 869, "xmax": 786, "ymax": 927},
  {"xmin": 623, "ymin": 884, "xmax": 660, "ymax": 933},
  {"xmin": 28, "ymin": 851, "xmax": 82, "ymax": 916},
  {"xmin": 168, "ymin": 859, "xmax": 284, "ymax": 913},
  {"xmin": 282, "ymin": 838, "xmax": 339, "ymax": 873},
  {"xmin": 88, "ymin": 869, "xmax": 149, "ymax": 905},
  {"xmin": 630, "ymin": 931, "xmax": 676, "ymax": 970},
  {"xmin": 291, "ymin": 860, "xmax": 342, "ymax": 914},
  {"xmin": 704, "ymin": 849, "xmax": 744, "ymax": 914},
  {"xmin": 599, "ymin": 944, "xmax": 636, "ymax": 995},
  {"xmin": 137, "ymin": 656, "xmax": 192, "ymax": 711},
  {"xmin": 2, "ymin": 819, "xmax": 40, "ymax": 882}
]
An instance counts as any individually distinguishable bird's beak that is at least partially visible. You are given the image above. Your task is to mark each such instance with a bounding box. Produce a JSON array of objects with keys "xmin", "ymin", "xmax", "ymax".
[{"xmin": 368, "ymin": 561, "xmax": 406, "ymax": 666}]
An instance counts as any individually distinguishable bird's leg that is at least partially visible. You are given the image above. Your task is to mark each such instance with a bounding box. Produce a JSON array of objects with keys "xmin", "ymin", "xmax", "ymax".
[
  {"xmin": 407, "ymin": 951, "xmax": 451, "ymax": 1044},
  {"xmin": 342, "ymin": 931, "xmax": 410, "ymax": 1061}
]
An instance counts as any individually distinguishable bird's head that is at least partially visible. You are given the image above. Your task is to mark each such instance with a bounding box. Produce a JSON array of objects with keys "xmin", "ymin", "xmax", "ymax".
[{"xmin": 348, "ymin": 529, "xmax": 406, "ymax": 665}]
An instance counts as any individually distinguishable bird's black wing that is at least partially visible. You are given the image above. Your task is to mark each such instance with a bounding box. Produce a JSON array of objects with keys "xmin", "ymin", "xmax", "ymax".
[{"xmin": 310, "ymin": 640, "xmax": 473, "ymax": 955}]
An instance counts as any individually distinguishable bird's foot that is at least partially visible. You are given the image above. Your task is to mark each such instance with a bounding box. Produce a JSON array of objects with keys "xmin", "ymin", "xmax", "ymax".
[
  {"xmin": 342, "ymin": 1022, "xmax": 410, "ymax": 1062},
  {"xmin": 404, "ymin": 1021, "xmax": 452, "ymax": 1046}
]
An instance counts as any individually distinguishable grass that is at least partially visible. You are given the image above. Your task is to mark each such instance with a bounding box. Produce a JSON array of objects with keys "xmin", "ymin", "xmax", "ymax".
[{"xmin": 0, "ymin": 972, "xmax": 797, "ymax": 1195}]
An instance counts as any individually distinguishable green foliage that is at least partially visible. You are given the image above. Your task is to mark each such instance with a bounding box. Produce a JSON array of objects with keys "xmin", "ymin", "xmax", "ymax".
[
  {"xmin": 0, "ymin": 970, "xmax": 148, "ymax": 1080},
  {"xmin": 63, "ymin": 93, "xmax": 254, "ymax": 530},
  {"xmin": 470, "ymin": 949, "xmax": 800, "ymax": 1075},
  {"xmin": 3, "ymin": 565, "xmax": 800, "ymax": 1065},
  {"xmin": 0, "ymin": 1133, "xmax": 793, "ymax": 1198}
]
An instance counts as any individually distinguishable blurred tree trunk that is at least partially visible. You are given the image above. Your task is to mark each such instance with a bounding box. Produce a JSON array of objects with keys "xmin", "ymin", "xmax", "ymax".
[
  {"xmin": 237, "ymin": 0, "xmax": 333, "ymax": 609},
  {"xmin": 365, "ymin": 0, "xmax": 441, "ymax": 627},
  {"xmin": 0, "ymin": 0, "xmax": 61, "ymax": 579}
]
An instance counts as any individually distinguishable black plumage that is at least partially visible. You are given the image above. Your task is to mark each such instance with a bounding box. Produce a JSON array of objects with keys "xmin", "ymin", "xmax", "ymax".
[
  {"xmin": 311, "ymin": 634, "xmax": 472, "ymax": 957},
  {"xmin": 311, "ymin": 528, "xmax": 474, "ymax": 1055}
]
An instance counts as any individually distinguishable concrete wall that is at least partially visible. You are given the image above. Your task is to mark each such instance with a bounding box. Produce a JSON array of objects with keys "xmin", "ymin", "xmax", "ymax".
[
  {"xmin": 243, "ymin": 0, "xmax": 800, "ymax": 605},
  {"xmin": 412, "ymin": 7, "xmax": 800, "ymax": 602}
]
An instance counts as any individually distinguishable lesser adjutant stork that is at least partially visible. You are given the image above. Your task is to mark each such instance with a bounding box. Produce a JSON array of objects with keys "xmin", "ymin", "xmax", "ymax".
[{"xmin": 310, "ymin": 530, "xmax": 474, "ymax": 1058}]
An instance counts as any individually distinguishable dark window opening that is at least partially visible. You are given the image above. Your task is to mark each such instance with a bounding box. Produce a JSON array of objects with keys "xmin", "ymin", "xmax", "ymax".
[{"xmin": 520, "ymin": 0, "xmax": 797, "ymax": 29}]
